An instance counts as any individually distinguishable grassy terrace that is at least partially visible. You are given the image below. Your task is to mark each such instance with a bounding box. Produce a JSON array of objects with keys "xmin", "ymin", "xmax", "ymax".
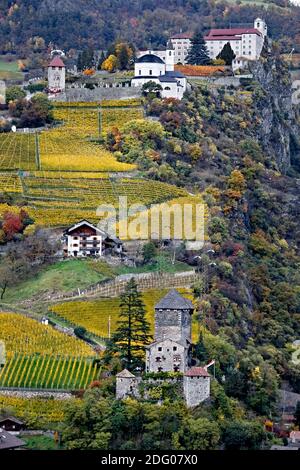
[{"xmin": 0, "ymin": 259, "xmax": 114, "ymax": 304}]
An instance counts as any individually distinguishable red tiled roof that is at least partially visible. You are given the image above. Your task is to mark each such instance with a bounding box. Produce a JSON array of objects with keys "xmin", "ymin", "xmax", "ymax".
[
  {"xmin": 170, "ymin": 33, "xmax": 193, "ymax": 39},
  {"xmin": 49, "ymin": 56, "xmax": 65, "ymax": 67},
  {"xmin": 206, "ymin": 28, "xmax": 261, "ymax": 39},
  {"xmin": 184, "ymin": 367, "xmax": 210, "ymax": 377},
  {"xmin": 205, "ymin": 36, "xmax": 242, "ymax": 41}
]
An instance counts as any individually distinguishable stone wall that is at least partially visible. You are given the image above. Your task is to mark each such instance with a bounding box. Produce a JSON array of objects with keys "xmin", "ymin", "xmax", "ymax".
[
  {"xmin": 0, "ymin": 390, "xmax": 73, "ymax": 399},
  {"xmin": 55, "ymin": 86, "xmax": 142, "ymax": 102},
  {"xmin": 116, "ymin": 374, "xmax": 211, "ymax": 407}
]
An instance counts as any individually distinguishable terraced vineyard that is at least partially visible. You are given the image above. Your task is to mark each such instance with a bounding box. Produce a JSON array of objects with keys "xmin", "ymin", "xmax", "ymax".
[
  {"xmin": 0, "ymin": 312, "xmax": 94, "ymax": 357},
  {"xmin": 0, "ymin": 395, "xmax": 74, "ymax": 424},
  {"xmin": 0, "ymin": 133, "xmax": 36, "ymax": 170},
  {"xmin": 0, "ymin": 176, "xmax": 186, "ymax": 227},
  {"xmin": 50, "ymin": 288, "xmax": 193, "ymax": 340},
  {"xmin": 0, "ymin": 100, "xmax": 190, "ymax": 229},
  {"xmin": 0, "ymin": 100, "xmax": 142, "ymax": 173},
  {"xmin": 0, "ymin": 312, "xmax": 98, "ymax": 390},
  {"xmin": 22, "ymin": 177, "xmax": 186, "ymax": 208},
  {"xmin": 0, "ymin": 354, "xmax": 98, "ymax": 390}
]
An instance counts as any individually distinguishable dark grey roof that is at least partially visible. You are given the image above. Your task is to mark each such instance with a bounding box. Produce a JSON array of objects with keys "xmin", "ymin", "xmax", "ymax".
[
  {"xmin": 0, "ymin": 416, "xmax": 24, "ymax": 425},
  {"xmin": 116, "ymin": 369, "xmax": 136, "ymax": 378},
  {"xmin": 0, "ymin": 428, "xmax": 26, "ymax": 450},
  {"xmin": 165, "ymin": 70, "xmax": 186, "ymax": 78},
  {"xmin": 159, "ymin": 75, "xmax": 177, "ymax": 83},
  {"xmin": 132, "ymin": 76, "xmax": 159, "ymax": 80},
  {"xmin": 136, "ymin": 54, "xmax": 165, "ymax": 64},
  {"xmin": 155, "ymin": 289, "xmax": 194, "ymax": 310}
]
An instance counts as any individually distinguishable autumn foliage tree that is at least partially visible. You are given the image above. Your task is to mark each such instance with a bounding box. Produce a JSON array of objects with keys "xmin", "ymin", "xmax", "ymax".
[
  {"xmin": 0, "ymin": 209, "xmax": 33, "ymax": 242},
  {"xmin": 101, "ymin": 54, "xmax": 118, "ymax": 73}
]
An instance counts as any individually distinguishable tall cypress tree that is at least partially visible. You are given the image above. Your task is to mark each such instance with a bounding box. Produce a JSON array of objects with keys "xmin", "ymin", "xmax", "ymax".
[
  {"xmin": 108, "ymin": 278, "xmax": 151, "ymax": 371},
  {"xmin": 217, "ymin": 42, "xmax": 236, "ymax": 66},
  {"xmin": 186, "ymin": 30, "xmax": 211, "ymax": 65}
]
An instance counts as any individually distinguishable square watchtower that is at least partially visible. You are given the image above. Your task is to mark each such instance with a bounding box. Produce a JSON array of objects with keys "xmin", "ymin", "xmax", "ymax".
[{"xmin": 154, "ymin": 289, "xmax": 194, "ymax": 345}]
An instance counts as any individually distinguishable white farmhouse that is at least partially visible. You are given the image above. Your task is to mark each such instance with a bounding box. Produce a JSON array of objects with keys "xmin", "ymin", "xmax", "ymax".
[
  {"xmin": 63, "ymin": 220, "xmax": 122, "ymax": 258},
  {"xmin": 132, "ymin": 41, "xmax": 187, "ymax": 100},
  {"xmin": 48, "ymin": 55, "xmax": 66, "ymax": 92},
  {"xmin": 205, "ymin": 18, "xmax": 267, "ymax": 62}
]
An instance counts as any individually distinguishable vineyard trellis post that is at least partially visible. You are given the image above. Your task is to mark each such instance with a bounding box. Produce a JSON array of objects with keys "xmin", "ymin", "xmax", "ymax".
[
  {"xmin": 98, "ymin": 106, "xmax": 102, "ymax": 139},
  {"xmin": 35, "ymin": 131, "xmax": 41, "ymax": 170}
]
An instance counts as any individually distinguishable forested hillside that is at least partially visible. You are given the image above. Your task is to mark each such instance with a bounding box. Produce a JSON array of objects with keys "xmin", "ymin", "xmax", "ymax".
[
  {"xmin": 0, "ymin": 0, "xmax": 299, "ymax": 54},
  {"xmin": 105, "ymin": 44, "xmax": 300, "ymax": 403}
]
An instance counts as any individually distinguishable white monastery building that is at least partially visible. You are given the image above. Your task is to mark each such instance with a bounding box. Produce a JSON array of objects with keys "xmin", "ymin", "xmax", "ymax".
[
  {"xmin": 132, "ymin": 41, "xmax": 187, "ymax": 100},
  {"xmin": 137, "ymin": 18, "xmax": 267, "ymax": 71},
  {"xmin": 48, "ymin": 55, "xmax": 66, "ymax": 92},
  {"xmin": 205, "ymin": 18, "xmax": 267, "ymax": 61},
  {"xmin": 169, "ymin": 33, "xmax": 193, "ymax": 64}
]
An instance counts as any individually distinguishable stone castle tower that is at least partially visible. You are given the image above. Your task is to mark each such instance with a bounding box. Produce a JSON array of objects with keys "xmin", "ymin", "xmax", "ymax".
[
  {"xmin": 154, "ymin": 289, "xmax": 194, "ymax": 344},
  {"xmin": 146, "ymin": 290, "xmax": 194, "ymax": 373},
  {"xmin": 116, "ymin": 289, "xmax": 211, "ymax": 407},
  {"xmin": 48, "ymin": 56, "xmax": 65, "ymax": 91}
]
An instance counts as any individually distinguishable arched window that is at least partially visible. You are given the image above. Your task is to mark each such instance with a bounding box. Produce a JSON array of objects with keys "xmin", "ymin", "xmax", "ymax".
[{"xmin": 164, "ymin": 86, "xmax": 171, "ymax": 90}]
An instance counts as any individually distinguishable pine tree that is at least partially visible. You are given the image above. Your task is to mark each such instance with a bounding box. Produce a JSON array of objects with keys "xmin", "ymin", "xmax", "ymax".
[
  {"xmin": 194, "ymin": 331, "xmax": 208, "ymax": 362},
  {"xmin": 217, "ymin": 42, "xmax": 236, "ymax": 66},
  {"xmin": 186, "ymin": 30, "xmax": 211, "ymax": 65},
  {"xmin": 108, "ymin": 278, "xmax": 151, "ymax": 371},
  {"xmin": 117, "ymin": 44, "xmax": 130, "ymax": 70}
]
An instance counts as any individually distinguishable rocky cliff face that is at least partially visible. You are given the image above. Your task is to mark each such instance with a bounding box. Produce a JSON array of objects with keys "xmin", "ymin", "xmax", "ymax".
[{"xmin": 250, "ymin": 53, "xmax": 300, "ymax": 173}]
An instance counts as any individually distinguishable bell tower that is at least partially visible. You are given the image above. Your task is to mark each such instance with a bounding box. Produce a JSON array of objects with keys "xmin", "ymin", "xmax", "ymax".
[
  {"xmin": 254, "ymin": 18, "xmax": 267, "ymax": 38},
  {"xmin": 165, "ymin": 40, "xmax": 175, "ymax": 72}
]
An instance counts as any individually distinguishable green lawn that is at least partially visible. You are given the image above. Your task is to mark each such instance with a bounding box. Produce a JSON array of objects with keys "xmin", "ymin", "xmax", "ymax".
[
  {"xmin": 21, "ymin": 434, "xmax": 62, "ymax": 450},
  {"xmin": 1, "ymin": 254, "xmax": 192, "ymax": 306},
  {"xmin": 0, "ymin": 59, "xmax": 23, "ymax": 80},
  {"xmin": 0, "ymin": 59, "xmax": 19, "ymax": 72},
  {"xmin": 2, "ymin": 259, "xmax": 114, "ymax": 304}
]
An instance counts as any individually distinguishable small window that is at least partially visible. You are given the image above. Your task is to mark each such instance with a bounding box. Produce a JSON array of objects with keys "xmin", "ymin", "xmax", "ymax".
[
  {"xmin": 156, "ymin": 357, "xmax": 161, "ymax": 362},
  {"xmin": 139, "ymin": 69, "xmax": 141, "ymax": 75},
  {"xmin": 149, "ymin": 70, "xmax": 152, "ymax": 75},
  {"xmin": 158, "ymin": 347, "xmax": 162, "ymax": 352},
  {"xmin": 169, "ymin": 51, "xmax": 172, "ymax": 56},
  {"xmin": 173, "ymin": 346, "xmax": 177, "ymax": 351}
]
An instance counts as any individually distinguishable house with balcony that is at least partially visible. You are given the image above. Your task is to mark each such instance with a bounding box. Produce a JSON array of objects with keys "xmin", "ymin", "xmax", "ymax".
[{"xmin": 63, "ymin": 220, "xmax": 122, "ymax": 258}]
